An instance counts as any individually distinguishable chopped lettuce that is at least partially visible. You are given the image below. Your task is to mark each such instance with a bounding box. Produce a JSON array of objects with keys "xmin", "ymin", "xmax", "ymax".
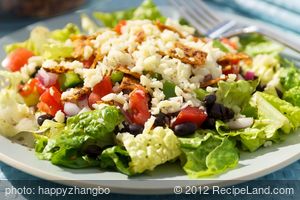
[
  {"xmin": 35, "ymin": 106, "xmax": 123, "ymax": 168},
  {"xmin": 5, "ymin": 24, "xmax": 79, "ymax": 60},
  {"xmin": 50, "ymin": 23, "xmax": 80, "ymax": 42},
  {"xmin": 244, "ymin": 41, "xmax": 283, "ymax": 57},
  {"xmin": 179, "ymin": 131, "xmax": 239, "ymax": 178},
  {"xmin": 214, "ymin": 92, "xmax": 300, "ymax": 152},
  {"xmin": 116, "ymin": 127, "xmax": 181, "ymax": 174},
  {"xmin": 259, "ymin": 92, "xmax": 300, "ymax": 128},
  {"xmin": 283, "ymin": 86, "xmax": 300, "ymax": 107},
  {"xmin": 280, "ymin": 63, "xmax": 300, "ymax": 90},
  {"xmin": 0, "ymin": 71, "xmax": 37, "ymax": 137},
  {"xmin": 216, "ymin": 80, "xmax": 257, "ymax": 113},
  {"xmin": 251, "ymin": 92, "xmax": 291, "ymax": 134},
  {"xmin": 93, "ymin": 0, "xmax": 165, "ymax": 28},
  {"xmin": 99, "ymin": 146, "xmax": 132, "ymax": 175}
]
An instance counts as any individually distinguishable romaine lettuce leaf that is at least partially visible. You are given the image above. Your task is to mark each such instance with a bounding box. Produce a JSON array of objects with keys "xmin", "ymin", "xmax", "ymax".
[
  {"xmin": 280, "ymin": 63, "xmax": 300, "ymax": 90},
  {"xmin": 99, "ymin": 146, "xmax": 132, "ymax": 175},
  {"xmin": 93, "ymin": 0, "xmax": 165, "ymax": 28},
  {"xmin": 283, "ymin": 86, "xmax": 300, "ymax": 107},
  {"xmin": 216, "ymin": 80, "xmax": 258, "ymax": 113},
  {"xmin": 259, "ymin": 92, "xmax": 300, "ymax": 128},
  {"xmin": 35, "ymin": 106, "xmax": 124, "ymax": 168},
  {"xmin": 179, "ymin": 132, "xmax": 239, "ymax": 178},
  {"xmin": 5, "ymin": 24, "xmax": 79, "ymax": 60},
  {"xmin": 50, "ymin": 23, "xmax": 80, "ymax": 42},
  {"xmin": 116, "ymin": 127, "xmax": 181, "ymax": 174}
]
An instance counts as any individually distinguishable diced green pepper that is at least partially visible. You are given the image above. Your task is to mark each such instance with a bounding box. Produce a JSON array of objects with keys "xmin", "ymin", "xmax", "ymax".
[
  {"xmin": 212, "ymin": 40, "xmax": 229, "ymax": 53},
  {"xmin": 58, "ymin": 72, "xmax": 83, "ymax": 90},
  {"xmin": 163, "ymin": 81, "xmax": 176, "ymax": 99},
  {"xmin": 111, "ymin": 71, "xmax": 124, "ymax": 83},
  {"xmin": 194, "ymin": 88, "xmax": 208, "ymax": 101}
]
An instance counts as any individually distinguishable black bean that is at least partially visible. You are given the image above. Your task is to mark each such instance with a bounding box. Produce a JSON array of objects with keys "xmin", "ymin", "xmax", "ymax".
[
  {"xmin": 256, "ymin": 84, "xmax": 266, "ymax": 92},
  {"xmin": 154, "ymin": 113, "xmax": 170, "ymax": 127},
  {"xmin": 224, "ymin": 108, "xmax": 235, "ymax": 120},
  {"xmin": 128, "ymin": 124, "xmax": 144, "ymax": 135},
  {"xmin": 208, "ymin": 103, "xmax": 223, "ymax": 119},
  {"xmin": 82, "ymin": 145, "xmax": 102, "ymax": 158},
  {"xmin": 204, "ymin": 94, "xmax": 216, "ymax": 108},
  {"xmin": 275, "ymin": 87, "xmax": 283, "ymax": 99},
  {"xmin": 203, "ymin": 74, "xmax": 213, "ymax": 82},
  {"xmin": 202, "ymin": 118, "xmax": 216, "ymax": 129},
  {"xmin": 174, "ymin": 122, "xmax": 197, "ymax": 136},
  {"xmin": 37, "ymin": 114, "xmax": 53, "ymax": 126}
]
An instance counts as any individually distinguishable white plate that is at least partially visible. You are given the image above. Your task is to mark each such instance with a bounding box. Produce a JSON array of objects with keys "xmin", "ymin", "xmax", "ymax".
[{"xmin": 1, "ymin": 0, "xmax": 300, "ymax": 194}]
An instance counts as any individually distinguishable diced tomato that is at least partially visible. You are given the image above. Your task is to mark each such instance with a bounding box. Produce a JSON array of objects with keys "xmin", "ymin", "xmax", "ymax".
[
  {"xmin": 114, "ymin": 20, "xmax": 126, "ymax": 34},
  {"xmin": 129, "ymin": 87, "xmax": 150, "ymax": 125},
  {"xmin": 222, "ymin": 65, "xmax": 240, "ymax": 75},
  {"xmin": 38, "ymin": 86, "xmax": 63, "ymax": 116},
  {"xmin": 83, "ymin": 55, "xmax": 95, "ymax": 68},
  {"xmin": 3, "ymin": 48, "xmax": 34, "ymax": 72},
  {"xmin": 19, "ymin": 78, "xmax": 46, "ymax": 97},
  {"xmin": 88, "ymin": 76, "xmax": 113, "ymax": 107},
  {"xmin": 221, "ymin": 38, "xmax": 238, "ymax": 50},
  {"xmin": 173, "ymin": 106, "xmax": 207, "ymax": 127}
]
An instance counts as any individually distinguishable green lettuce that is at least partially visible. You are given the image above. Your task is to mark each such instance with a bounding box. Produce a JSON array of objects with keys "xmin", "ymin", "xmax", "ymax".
[
  {"xmin": 179, "ymin": 131, "xmax": 239, "ymax": 178},
  {"xmin": 99, "ymin": 146, "xmax": 132, "ymax": 175},
  {"xmin": 50, "ymin": 23, "xmax": 80, "ymax": 42},
  {"xmin": 5, "ymin": 24, "xmax": 79, "ymax": 60},
  {"xmin": 280, "ymin": 64, "xmax": 300, "ymax": 90},
  {"xmin": 216, "ymin": 80, "xmax": 258, "ymax": 113},
  {"xmin": 93, "ymin": 0, "xmax": 165, "ymax": 28},
  {"xmin": 35, "ymin": 106, "xmax": 124, "ymax": 168},
  {"xmin": 258, "ymin": 92, "xmax": 300, "ymax": 128},
  {"xmin": 214, "ymin": 92, "xmax": 299, "ymax": 152},
  {"xmin": 283, "ymin": 86, "xmax": 300, "ymax": 107}
]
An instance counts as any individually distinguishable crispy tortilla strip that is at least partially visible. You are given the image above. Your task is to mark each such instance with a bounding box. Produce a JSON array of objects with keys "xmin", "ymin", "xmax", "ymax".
[
  {"xmin": 117, "ymin": 65, "xmax": 141, "ymax": 79},
  {"xmin": 43, "ymin": 66, "xmax": 70, "ymax": 74},
  {"xmin": 155, "ymin": 21, "xmax": 185, "ymax": 38},
  {"xmin": 119, "ymin": 76, "xmax": 141, "ymax": 92},
  {"xmin": 71, "ymin": 34, "xmax": 95, "ymax": 59},
  {"xmin": 89, "ymin": 51, "xmax": 104, "ymax": 69},
  {"xmin": 200, "ymin": 77, "xmax": 227, "ymax": 88},
  {"xmin": 217, "ymin": 52, "xmax": 252, "ymax": 66},
  {"xmin": 61, "ymin": 87, "xmax": 91, "ymax": 102},
  {"xmin": 168, "ymin": 42, "xmax": 207, "ymax": 66}
]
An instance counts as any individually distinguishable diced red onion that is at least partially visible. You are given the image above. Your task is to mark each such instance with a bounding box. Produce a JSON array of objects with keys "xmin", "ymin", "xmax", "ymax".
[
  {"xmin": 244, "ymin": 71, "xmax": 255, "ymax": 80},
  {"xmin": 227, "ymin": 117, "xmax": 254, "ymax": 130},
  {"xmin": 37, "ymin": 68, "xmax": 58, "ymax": 87},
  {"xmin": 64, "ymin": 102, "xmax": 81, "ymax": 116}
]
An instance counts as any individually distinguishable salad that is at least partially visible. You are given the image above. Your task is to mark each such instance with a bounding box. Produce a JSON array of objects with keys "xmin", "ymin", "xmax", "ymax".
[{"xmin": 1, "ymin": 0, "xmax": 300, "ymax": 178}]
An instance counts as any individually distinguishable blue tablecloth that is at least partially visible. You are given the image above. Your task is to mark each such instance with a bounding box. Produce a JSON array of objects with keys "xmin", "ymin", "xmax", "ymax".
[{"xmin": 1, "ymin": 0, "xmax": 300, "ymax": 199}]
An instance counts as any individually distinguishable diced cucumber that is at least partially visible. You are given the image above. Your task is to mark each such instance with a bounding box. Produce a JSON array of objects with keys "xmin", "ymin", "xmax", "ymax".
[{"xmin": 59, "ymin": 72, "xmax": 83, "ymax": 90}]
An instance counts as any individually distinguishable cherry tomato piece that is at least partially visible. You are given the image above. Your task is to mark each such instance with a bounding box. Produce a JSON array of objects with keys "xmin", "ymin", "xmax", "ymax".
[
  {"xmin": 3, "ymin": 48, "xmax": 34, "ymax": 72},
  {"xmin": 129, "ymin": 88, "xmax": 150, "ymax": 125},
  {"xmin": 173, "ymin": 106, "xmax": 207, "ymax": 127}
]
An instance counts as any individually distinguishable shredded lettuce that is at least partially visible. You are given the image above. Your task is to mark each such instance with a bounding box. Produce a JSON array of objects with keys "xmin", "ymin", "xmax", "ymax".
[
  {"xmin": 93, "ymin": 0, "xmax": 165, "ymax": 28},
  {"xmin": 179, "ymin": 131, "xmax": 239, "ymax": 178},
  {"xmin": 216, "ymin": 80, "xmax": 258, "ymax": 113}
]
